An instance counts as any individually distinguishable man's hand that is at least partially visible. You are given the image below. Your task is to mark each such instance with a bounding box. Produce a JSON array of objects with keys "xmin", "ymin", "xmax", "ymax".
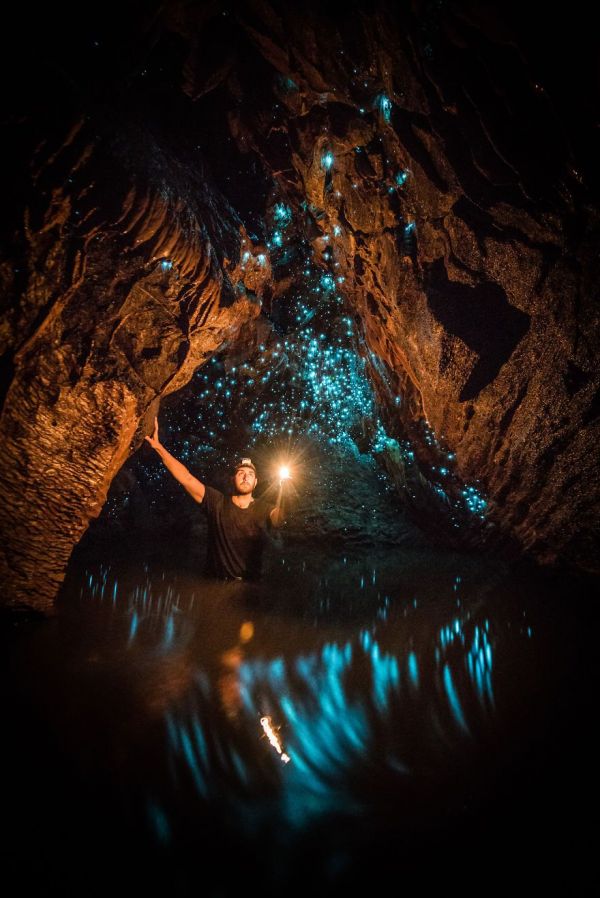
[
  {"xmin": 270, "ymin": 478, "xmax": 289, "ymax": 528},
  {"xmin": 270, "ymin": 505, "xmax": 285, "ymax": 527},
  {"xmin": 145, "ymin": 416, "xmax": 161, "ymax": 451},
  {"xmin": 144, "ymin": 416, "xmax": 205, "ymax": 502}
]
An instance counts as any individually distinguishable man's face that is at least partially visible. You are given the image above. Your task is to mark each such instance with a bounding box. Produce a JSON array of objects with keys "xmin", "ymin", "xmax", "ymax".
[{"xmin": 234, "ymin": 466, "xmax": 257, "ymax": 494}]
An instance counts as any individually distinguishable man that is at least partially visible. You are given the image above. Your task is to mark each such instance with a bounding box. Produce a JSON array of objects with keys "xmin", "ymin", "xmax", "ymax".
[{"xmin": 145, "ymin": 416, "xmax": 285, "ymax": 580}]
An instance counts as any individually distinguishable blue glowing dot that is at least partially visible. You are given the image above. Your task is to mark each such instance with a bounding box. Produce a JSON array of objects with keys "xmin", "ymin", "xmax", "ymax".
[
  {"xmin": 375, "ymin": 94, "xmax": 392, "ymax": 122},
  {"xmin": 279, "ymin": 76, "xmax": 298, "ymax": 93},
  {"xmin": 321, "ymin": 152, "xmax": 334, "ymax": 170},
  {"xmin": 160, "ymin": 259, "xmax": 173, "ymax": 271},
  {"xmin": 273, "ymin": 203, "xmax": 292, "ymax": 225},
  {"xmin": 461, "ymin": 486, "xmax": 488, "ymax": 516}
]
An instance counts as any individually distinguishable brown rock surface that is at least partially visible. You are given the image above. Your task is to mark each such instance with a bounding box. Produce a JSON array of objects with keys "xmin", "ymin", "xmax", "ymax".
[
  {"xmin": 0, "ymin": 111, "xmax": 268, "ymax": 609},
  {"xmin": 182, "ymin": 0, "xmax": 598, "ymax": 570}
]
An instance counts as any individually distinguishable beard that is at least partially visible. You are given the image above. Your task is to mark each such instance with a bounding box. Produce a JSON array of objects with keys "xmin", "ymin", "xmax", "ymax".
[{"xmin": 236, "ymin": 482, "xmax": 254, "ymax": 494}]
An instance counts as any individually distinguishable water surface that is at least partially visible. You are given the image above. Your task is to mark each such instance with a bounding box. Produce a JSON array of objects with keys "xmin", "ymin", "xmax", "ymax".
[{"xmin": 2, "ymin": 544, "xmax": 595, "ymax": 894}]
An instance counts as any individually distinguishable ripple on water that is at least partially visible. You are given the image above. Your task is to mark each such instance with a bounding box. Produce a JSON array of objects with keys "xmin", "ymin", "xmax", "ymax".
[{"xmin": 2, "ymin": 544, "xmax": 594, "ymax": 894}]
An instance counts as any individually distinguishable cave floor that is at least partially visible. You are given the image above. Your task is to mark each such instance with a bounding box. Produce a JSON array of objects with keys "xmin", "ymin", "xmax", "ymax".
[{"xmin": 1, "ymin": 541, "xmax": 596, "ymax": 895}]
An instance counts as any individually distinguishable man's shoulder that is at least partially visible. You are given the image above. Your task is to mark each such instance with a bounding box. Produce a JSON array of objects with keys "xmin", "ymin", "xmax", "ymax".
[{"xmin": 202, "ymin": 484, "xmax": 225, "ymax": 510}]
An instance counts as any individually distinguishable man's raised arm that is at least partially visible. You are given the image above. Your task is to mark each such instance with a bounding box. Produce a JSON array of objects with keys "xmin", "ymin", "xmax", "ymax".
[
  {"xmin": 145, "ymin": 416, "xmax": 205, "ymax": 503},
  {"xmin": 269, "ymin": 481, "xmax": 287, "ymax": 528}
]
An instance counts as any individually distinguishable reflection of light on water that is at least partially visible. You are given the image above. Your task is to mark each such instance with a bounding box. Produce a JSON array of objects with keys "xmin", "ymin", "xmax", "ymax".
[
  {"xmin": 82, "ymin": 566, "xmax": 191, "ymax": 657},
  {"xmin": 466, "ymin": 624, "xmax": 494, "ymax": 708},
  {"xmin": 240, "ymin": 621, "xmax": 254, "ymax": 643},
  {"xmin": 166, "ymin": 710, "xmax": 209, "ymax": 797},
  {"xmin": 408, "ymin": 651, "xmax": 419, "ymax": 687},
  {"xmin": 71, "ymin": 556, "xmax": 544, "ymax": 856},
  {"xmin": 260, "ymin": 716, "xmax": 291, "ymax": 764},
  {"xmin": 155, "ymin": 609, "xmax": 501, "ymax": 826},
  {"xmin": 435, "ymin": 615, "xmax": 495, "ymax": 714},
  {"xmin": 128, "ymin": 610, "xmax": 138, "ymax": 644},
  {"xmin": 146, "ymin": 798, "xmax": 172, "ymax": 845},
  {"xmin": 443, "ymin": 664, "xmax": 469, "ymax": 734},
  {"xmin": 164, "ymin": 613, "xmax": 174, "ymax": 647}
]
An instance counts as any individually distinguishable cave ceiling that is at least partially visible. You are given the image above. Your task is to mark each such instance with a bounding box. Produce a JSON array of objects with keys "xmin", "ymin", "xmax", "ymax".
[{"xmin": 1, "ymin": 0, "xmax": 599, "ymax": 609}]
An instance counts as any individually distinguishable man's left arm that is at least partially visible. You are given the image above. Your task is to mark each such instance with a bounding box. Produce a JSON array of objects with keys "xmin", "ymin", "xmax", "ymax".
[{"xmin": 269, "ymin": 482, "xmax": 286, "ymax": 528}]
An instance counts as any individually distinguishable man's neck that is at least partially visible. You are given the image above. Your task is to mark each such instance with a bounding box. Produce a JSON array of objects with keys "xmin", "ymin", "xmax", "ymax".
[{"xmin": 232, "ymin": 493, "xmax": 254, "ymax": 508}]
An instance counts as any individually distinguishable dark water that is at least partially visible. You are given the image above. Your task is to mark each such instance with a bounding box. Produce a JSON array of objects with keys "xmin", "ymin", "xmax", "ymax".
[{"xmin": 2, "ymin": 544, "xmax": 596, "ymax": 894}]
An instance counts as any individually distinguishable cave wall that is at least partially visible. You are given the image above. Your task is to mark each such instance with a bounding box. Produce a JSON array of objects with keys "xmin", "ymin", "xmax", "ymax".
[
  {"xmin": 0, "ymin": 102, "xmax": 269, "ymax": 609},
  {"xmin": 172, "ymin": 0, "xmax": 599, "ymax": 570}
]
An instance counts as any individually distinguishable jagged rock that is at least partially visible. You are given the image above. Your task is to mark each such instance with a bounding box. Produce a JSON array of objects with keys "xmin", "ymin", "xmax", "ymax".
[{"xmin": 0, "ymin": 110, "xmax": 269, "ymax": 609}]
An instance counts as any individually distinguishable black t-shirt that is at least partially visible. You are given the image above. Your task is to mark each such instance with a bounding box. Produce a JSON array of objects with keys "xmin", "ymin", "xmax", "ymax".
[{"xmin": 200, "ymin": 485, "xmax": 276, "ymax": 580}]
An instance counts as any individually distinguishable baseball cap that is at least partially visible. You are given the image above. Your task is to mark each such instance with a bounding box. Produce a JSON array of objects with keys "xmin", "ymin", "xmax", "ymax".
[{"xmin": 233, "ymin": 456, "xmax": 257, "ymax": 475}]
